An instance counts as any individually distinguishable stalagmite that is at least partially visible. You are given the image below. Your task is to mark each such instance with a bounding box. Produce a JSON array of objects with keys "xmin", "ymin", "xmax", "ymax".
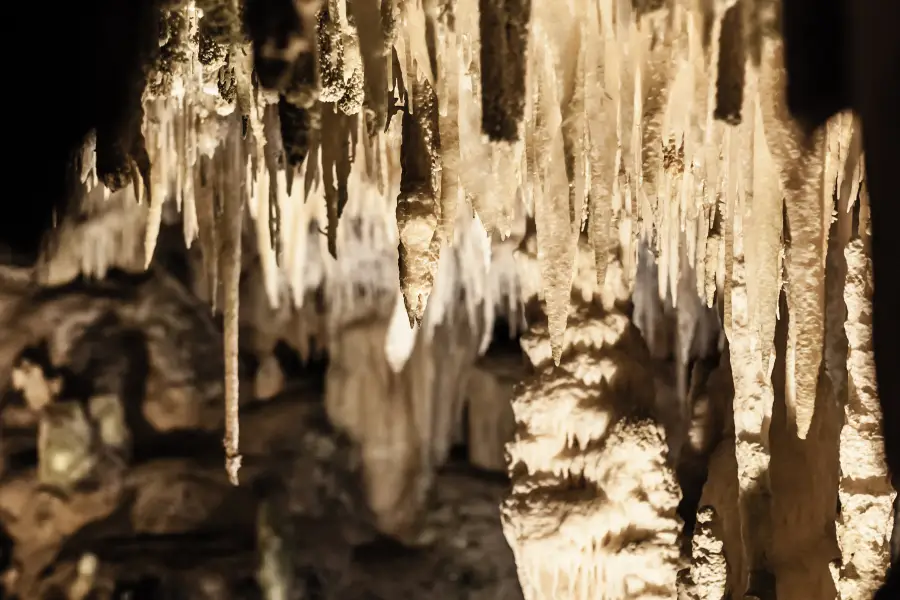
[
  {"xmin": 505, "ymin": 297, "xmax": 681, "ymax": 600},
  {"xmin": 688, "ymin": 506, "xmax": 728, "ymax": 599},
  {"xmin": 836, "ymin": 209, "xmax": 895, "ymax": 599}
]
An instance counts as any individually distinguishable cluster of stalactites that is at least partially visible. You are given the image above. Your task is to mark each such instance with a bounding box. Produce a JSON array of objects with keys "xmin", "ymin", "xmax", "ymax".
[
  {"xmin": 498, "ymin": 0, "xmax": 865, "ymax": 442},
  {"xmin": 128, "ymin": 0, "xmax": 538, "ymax": 328},
  {"xmin": 50, "ymin": 1, "xmax": 890, "ymax": 540},
  {"xmin": 50, "ymin": 0, "xmax": 540, "ymax": 484}
]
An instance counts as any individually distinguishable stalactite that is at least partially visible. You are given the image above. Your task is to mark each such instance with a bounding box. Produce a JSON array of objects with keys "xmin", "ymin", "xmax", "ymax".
[
  {"xmin": 194, "ymin": 156, "xmax": 220, "ymax": 309},
  {"xmin": 258, "ymin": 105, "xmax": 286, "ymax": 307},
  {"xmin": 36, "ymin": 132, "xmax": 149, "ymax": 286},
  {"xmin": 559, "ymin": 21, "xmax": 587, "ymax": 233},
  {"xmin": 759, "ymin": 39, "xmax": 826, "ymax": 441},
  {"xmin": 216, "ymin": 118, "xmax": 246, "ymax": 485},
  {"xmin": 142, "ymin": 100, "xmax": 170, "ymax": 267},
  {"xmin": 529, "ymin": 20, "xmax": 578, "ymax": 365},
  {"xmin": 636, "ymin": 5, "xmax": 675, "ymax": 266},
  {"xmin": 434, "ymin": 9, "xmax": 461, "ymax": 246},
  {"xmin": 451, "ymin": 0, "xmax": 520, "ymax": 238},
  {"xmin": 320, "ymin": 104, "xmax": 356, "ymax": 255},
  {"xmin": 397, "ymin": 76, "xmax": 441, "ymax": 326},
  {"xmin": 612, "ymin": 0, "xmax": 639, "ymax": 286},
  {"xmin": 584, "ymin": 0, "xmax": 617, "ymax": 291},
  {"xmin": 317, "ymin": 0, "xmax": 365, "ymax": 115}
]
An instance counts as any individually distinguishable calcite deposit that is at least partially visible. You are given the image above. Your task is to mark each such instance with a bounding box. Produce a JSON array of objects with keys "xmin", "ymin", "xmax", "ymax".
[{"xmin": 0, "ymin": 0, "xmax": 896, "ymax": 598}]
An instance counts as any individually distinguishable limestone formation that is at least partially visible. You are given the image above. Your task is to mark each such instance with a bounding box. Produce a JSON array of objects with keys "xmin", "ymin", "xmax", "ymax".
[
  {"xmin": 836, "ymin": 228, "xmax": 894, "ymax": 599},
  {"xmin": 0, "ymin": 0, "xmax": 896, "ymax": 598},
  {"xmin": 505, "ymin": 296, "xmax": 681, "ymax": 599}
]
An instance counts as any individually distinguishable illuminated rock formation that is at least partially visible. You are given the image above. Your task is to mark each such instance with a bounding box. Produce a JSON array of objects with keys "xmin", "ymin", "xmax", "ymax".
[{"xmin": 0, "ymin": 0, "xmax": 895, "ymax": 598}]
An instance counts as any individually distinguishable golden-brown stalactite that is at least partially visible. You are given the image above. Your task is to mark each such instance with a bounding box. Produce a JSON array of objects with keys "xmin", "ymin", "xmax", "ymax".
[
  {"xmin": 759, "ymin": 39, "xmax": 826, "ymax": 440},
  {"xmin": 821, "ymin": 115, "xmax": 854, "ymax": 413},
  {"xmin": 216, "ymin": 118, "xmax": 245, "ymax": 485},
  {"xmin": 434, "ymin": 8, "xmax": 461, "ymax": 246},
  {"xmin": 382, "ymin": 0, "xmax": 399, "ymax": 60},
  {"xmin": 317, "ymin": 0, "xmax": 365, "ymax": 115},
  {"xmin": 142, "ymin": 101, "xmax": 169, "ymax": 269},
  {"xmin": 397, "ymin": 76, "xmax": 442, "ymax": 325},
  {"xmin": 612, "ymin": 0, "xmax": 639, "ymax": 285},
  {"xmin": 421, "ymin": 0, "xmax": 441, "ymax": 95},
  {"xmin": 450, "ymin": 0, "xmax": 518, "ymax": 238},
  {"xmin": 636, "ymin": 5, "xmax": 675, "ymax": 250},
  {"xmin": 317, "ymin": 3, "xmax": 345, "ymax": 103},
  {"xmin": 262, "ymin": 107, "xmax": 285, "ymax": 266},
  {"xmin": 279, "ymin": 99, "xmax": 313, "ymax": 178},
  {"xmin": 686, "ymin": 1, "xmax": 712, "ymax": 302},
  {"xmin": 585, "ymin": 0, "xmax": 618, "ymax": 290},
  {"xmin": 560, "ymin": 21, "xmax": 586, "ymax": 230},
  {"xmin": 530, "ymin": 27, "xmax": 577, "ymax": 365},
  {"xmin": 195, "ymin": 156, "xmax": 221, "ymax": 310},
  {"xmin": 256, "ymin": 105, "xmax": 285, "ymax": 307},
  {"xmin": 302, "ymin": 104, "xmax": 324, "ymax": 200},
  {"xmin": 320, "ymin": 105, "xmax": 355, "ymax": 255},
  {"xmin": 748, "ymin": 98, "xmax": 783, "ymax": 375}
]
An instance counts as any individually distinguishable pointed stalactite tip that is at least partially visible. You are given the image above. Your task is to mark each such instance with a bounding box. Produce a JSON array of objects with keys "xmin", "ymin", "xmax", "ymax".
[
  {"xmin": 551, "ymin": 341, "xmax": 562, "ymax": 366},
  {"xmin": 795, "ymin": 405, "xmax": 813, "ymax": 440},
  {"xmin": 552, "ymin": 351, "xmax": 562, "ymax": 367},
  {"xmin": 401, "ymin": 288, "xmax": 425, "ymax": 329},
  {"xmin": 226, "ymin": 452, "xmax": 243, "ymax": 486}
]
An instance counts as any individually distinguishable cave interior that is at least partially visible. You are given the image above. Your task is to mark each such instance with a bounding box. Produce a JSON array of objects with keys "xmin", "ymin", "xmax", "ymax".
[{"xmin": 1, "ymin": 1, "xmax": 899, "ymax": 599}]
